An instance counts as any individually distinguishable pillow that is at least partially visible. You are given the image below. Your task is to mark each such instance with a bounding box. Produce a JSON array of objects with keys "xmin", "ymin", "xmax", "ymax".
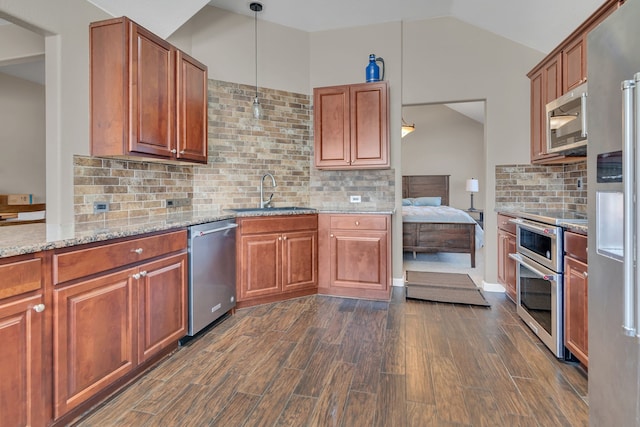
[
  {"xmin": 402, "ymin": 198, "xmax": 413, "ymax": 206},
  {"xmin": 413, "ymin": 196, "xmax": 442, "ymax": 206}
]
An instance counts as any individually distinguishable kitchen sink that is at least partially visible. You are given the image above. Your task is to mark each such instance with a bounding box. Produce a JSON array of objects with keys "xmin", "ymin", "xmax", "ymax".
[{"xmin": 227, "ymin": 206, "xmax": 314, "ymax": 213}]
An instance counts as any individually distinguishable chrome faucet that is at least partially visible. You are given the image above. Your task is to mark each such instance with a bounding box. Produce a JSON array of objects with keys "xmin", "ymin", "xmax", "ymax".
[{"xmin": 260, "ymin": 173, "xmax": 277, "ymax": 208}]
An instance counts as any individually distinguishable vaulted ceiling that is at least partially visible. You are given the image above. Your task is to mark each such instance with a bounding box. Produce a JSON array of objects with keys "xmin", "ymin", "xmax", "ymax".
[{"xmin": 86, "ymin": 0, "xmax": 605, "ymax": 53}]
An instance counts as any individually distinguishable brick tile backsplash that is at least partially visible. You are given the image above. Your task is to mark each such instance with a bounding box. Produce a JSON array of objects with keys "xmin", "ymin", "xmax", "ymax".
[
  {"xmin": 495, "ymin": 161, "xmax": 587, "ymax": 213},
  {"xmin": 74, "ymin": 79, "xmax": 395, "ymax": 223}
]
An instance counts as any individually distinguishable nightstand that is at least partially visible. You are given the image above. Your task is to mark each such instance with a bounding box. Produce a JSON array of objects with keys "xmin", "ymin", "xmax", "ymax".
[{"xmin": 465, "ymin": 209, "xmax": 483, "ymax": 229}]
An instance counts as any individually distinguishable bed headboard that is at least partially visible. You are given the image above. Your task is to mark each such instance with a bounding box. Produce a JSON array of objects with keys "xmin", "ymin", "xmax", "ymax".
[{"xmin": 402, "ymin": 175, "xmax": 450, "ymax": 206}]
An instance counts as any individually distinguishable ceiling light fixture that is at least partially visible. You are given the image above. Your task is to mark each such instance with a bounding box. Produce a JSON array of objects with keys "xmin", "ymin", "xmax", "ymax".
[
  {"xmin": 250, "ymin": 2, "xmax": 263, "ymax": 119},
  {"xmin": 401, "ymin": 118, "xmax": 415, "ymax": 138}
]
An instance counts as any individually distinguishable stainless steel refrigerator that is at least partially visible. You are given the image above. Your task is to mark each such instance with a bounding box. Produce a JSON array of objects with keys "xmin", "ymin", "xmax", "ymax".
[{"xmin": 588, "ymin": 1, "xmax": 640, "ymax": 425}]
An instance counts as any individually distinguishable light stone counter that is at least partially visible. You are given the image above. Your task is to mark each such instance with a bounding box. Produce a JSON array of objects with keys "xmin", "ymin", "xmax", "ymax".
[{"xmin": 0, "ymin": 206, "xmax": 396, "ymax": 259}]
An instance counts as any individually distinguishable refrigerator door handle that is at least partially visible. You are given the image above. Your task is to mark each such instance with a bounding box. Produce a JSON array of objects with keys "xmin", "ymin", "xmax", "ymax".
[{"xmin": 622, "ymin": 78, "xmax": 636, "ymax": 337}]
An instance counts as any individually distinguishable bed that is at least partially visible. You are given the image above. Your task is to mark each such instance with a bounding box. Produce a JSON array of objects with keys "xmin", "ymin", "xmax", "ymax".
[{"xmin": 402, "ymin": 175, "xmax": 483, "ymax": 267}]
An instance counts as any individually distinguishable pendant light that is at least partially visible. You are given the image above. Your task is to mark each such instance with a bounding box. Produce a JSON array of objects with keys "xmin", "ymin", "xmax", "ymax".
[
  {"xmin": 401, "ymin": 118, "xmax": 415, "ymax": 138},
  {"xmin": 250, "ymin": 2, "xmax": 263, "ymax": 119}
]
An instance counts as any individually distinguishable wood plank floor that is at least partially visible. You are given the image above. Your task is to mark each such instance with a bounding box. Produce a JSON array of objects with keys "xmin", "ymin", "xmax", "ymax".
[{"xmin": 74, "ymin": 288, "xmax": 588, "ymax": 426}]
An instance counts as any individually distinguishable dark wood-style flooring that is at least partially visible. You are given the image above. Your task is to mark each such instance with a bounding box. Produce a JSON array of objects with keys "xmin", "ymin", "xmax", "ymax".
[{"xmin": 75, "ymin": 288, "xmax": 588, "ymax": 426}]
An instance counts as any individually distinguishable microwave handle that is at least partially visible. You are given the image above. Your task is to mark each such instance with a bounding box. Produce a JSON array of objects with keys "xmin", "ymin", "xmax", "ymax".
[{"xmin": 580, "ymin": 92, "xmax": 588, "ymax": 138}]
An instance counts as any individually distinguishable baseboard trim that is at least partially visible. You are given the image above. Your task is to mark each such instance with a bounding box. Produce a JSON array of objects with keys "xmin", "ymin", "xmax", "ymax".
[{"xmin": 483, "ymin": 281, "xmax": 505, "ymax": 293}]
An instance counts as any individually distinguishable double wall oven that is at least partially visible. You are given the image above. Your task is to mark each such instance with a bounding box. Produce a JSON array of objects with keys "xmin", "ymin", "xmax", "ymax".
[{"xmin": 509, "ymin": 211, "xmax": 587, "ymax": 358}]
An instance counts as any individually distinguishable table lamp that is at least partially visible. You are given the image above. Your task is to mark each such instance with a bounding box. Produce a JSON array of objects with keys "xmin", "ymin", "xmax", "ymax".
[{"xmin": 466, "ymin": 178, "xmax": 479, "ymax": 211}]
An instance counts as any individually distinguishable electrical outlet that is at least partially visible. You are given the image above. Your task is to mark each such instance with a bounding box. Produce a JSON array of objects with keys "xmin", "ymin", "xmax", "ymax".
[
  {"xmin": 350, "ymin": 195, "xmax": 361, "ymax": 203},
  {"xmin": 93, "ymin": 201, "xmax": 109, "ymax": 214},
  {"xmin": 577, "ymin": 178, "xmax": 583, "ymax": 189}
]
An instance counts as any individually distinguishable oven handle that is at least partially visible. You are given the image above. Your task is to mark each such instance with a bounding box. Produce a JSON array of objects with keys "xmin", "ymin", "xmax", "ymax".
[
  {"xmin": 509, "ymin": 253, "xmax": 560, "ymax": 283},
  {"xmin": 512, "ymin": 219, "xmax": 558, "ymax": 236}
]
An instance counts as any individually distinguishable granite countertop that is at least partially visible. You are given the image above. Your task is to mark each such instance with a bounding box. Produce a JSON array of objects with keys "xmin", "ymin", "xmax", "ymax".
[
  {"xmin": 0, "ymin": 206, "xmax": 395, "ymax": 259},
  {"xmin": 559, "ymin": 222, "xmax": 588, "ymax": 235}
]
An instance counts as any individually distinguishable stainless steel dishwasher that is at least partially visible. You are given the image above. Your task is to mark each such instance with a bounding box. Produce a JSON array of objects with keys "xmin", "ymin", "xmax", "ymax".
[{"xmin": 187, "ymin": 219, "xmax": 237, "ymax": 336}]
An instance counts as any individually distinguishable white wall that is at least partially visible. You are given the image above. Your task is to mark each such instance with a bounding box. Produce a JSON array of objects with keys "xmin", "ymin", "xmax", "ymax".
[
  {"xmin": 402, "ymin": 104, "xmax": 484, "ymax": 211},
  {"xmin": 0, "ymin": 0, "xmax": 110, "ymax": 232},
  {"xmin": 181, "ymin": 6, "xmax": 310, "ymax": 95},
  {"xmin": 403, "ymin": 17, "xmax": 544, "ymax": 282},
  {"xmin": 0, "ymin": 73, "xmax": 45, "ymax": 202}
]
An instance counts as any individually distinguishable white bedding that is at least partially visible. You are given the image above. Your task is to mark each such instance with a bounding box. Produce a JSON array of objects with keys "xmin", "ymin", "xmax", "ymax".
[{"xmin": 402, "ymin": 205, "xmax": 484, "ymax": 248}]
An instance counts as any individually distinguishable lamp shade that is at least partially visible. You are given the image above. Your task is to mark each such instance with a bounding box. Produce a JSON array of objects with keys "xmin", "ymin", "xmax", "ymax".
[{"xmin": 466, "ymin": 178, "xmax": 479, "ymax": 192}]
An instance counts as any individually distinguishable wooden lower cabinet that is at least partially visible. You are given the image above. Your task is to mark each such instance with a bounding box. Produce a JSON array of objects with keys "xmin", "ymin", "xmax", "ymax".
[
  {"xmin": 318, "ymin": 213, "xmax": 391, "ymax": 300},
  {"xmin": 53, "ymin": 269, "xmax": 135, "ymax": 418},
  {"xmin": 236, "ymin": 215, "xmax": 317, "ymax": 308},
  {"xmin": 497, "ymin": 213, "xmax": 517, "ymax": 303},
  {"xmin": 52, "ymin": 230, "xmax": 187, "ymax": 423},
  {"xmin": 0, "ymin": 254, "xmax": 47, "ymax": 427},
  {"xmin": 564, "ymin": 231, "xmax": 588, "ymax": 367}
]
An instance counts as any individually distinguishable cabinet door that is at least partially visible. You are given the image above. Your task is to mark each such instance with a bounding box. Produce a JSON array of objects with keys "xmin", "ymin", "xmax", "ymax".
[
  {"xmin": 53, "ymin": 269, "xmax": 134, "ymax": 417},
  {"xmin": 238, "ymin": 233, "xmax": 282, "ymax": 300},
  {"xmin": 350, "ymin": 82, "xmax": 389, "ymax": 168},
  {"xmin": 530, "ymin": 69, "xmax": 546, "ymax": 162},
  {"xmin": 497, "ymin": 231, "xmax": 507, "ymax": 285},
  {"xmin": 314, "ymin": 86, "xmax": 350, "ymax": 168},
  {"xmin": 282, "ymin": 230, "xmax": 317, "ymax": 292},
  {"xmin": 0, "ymin": 294, "xmax": 45, "ymax": 427},
  {"xmin": 330, "ymin": 230, "xmax": 387, "ymax": 290},
  {"xmin": 137, "ymin": 253, "xmax": 187, "ymax": 364},
  {"xmin": 176, "ymin": 51, "xmax": 208, "ymax": 163},
  {"xmin": 129, "ymin": 23, "xmax": 175, "ymax": 158},
  {"xmin": 565, "ymin": 256, "xmax": 588, "ymax": 366},
  {"xmin": 563, "ymin": 36, "xmax": 586, "ymax": 93}
]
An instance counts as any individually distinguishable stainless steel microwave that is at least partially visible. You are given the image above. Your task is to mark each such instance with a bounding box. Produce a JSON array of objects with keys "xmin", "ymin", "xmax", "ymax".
[{"xmin": 546, "ymin": 82, "xmax": 588, "ymax": 155}]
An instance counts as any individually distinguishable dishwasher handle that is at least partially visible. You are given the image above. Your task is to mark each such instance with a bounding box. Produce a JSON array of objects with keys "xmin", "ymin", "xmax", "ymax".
[{"xmin": 193, "ymin": 223, "xmax": 238, "ymax": 238}]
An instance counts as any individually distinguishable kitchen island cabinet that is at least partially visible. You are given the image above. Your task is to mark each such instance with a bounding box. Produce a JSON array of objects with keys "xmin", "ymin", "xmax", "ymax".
[
  {"xmin": 0, "ymin": 253, "xmax": 48, "ymax": 427},
  {"xmin": 313, "ymin": 82, "xmax": 389, "ymax": 170},
  {"xmin": 318, "ymin": 213, "xmax": 391, "ymax": 300},
  {"xmin": 52, "ymin": 230, "xmax": 187, "ymax": 422},
  {"xmin": 90, "ymin": 17, "xmax": 207, "ymax": 164},
  {"xmin": 236, "ymin": 215, "xmax": 317, "ymax": 308},
  {"xmin": 564, "ymin": 231, "xmax": 588, "ymax": 367}
]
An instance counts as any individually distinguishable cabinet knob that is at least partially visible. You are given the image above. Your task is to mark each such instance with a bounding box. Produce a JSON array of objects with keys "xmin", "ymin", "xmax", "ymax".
[
  {"xmin": 131, "ymin": 248, "xmax": 143, "ymax": 254},
  {"xmin": 583, "ymin": 271, "xmax": 588, "ymax": 278},
  {"xmin": 171, "ymin": 149, "xmax": 177, "ymax": 154},
  {"xmin": 278, "ymin": 237, "xmax": 282, "ymax": 241},
  {"xmin": 355, "ymin": 221, "xmax": 360, "ymax": 226},
  {"xmin": 330, "ymin": 234, "xmax": 334, "ymax": 238},
  {"xmin": 283, "ymin": 236, "xmax": 288, "ymax": 241},
  {"xmin": 180, "ymin": 150, "xmax": 186, "ymax": 154},
  {"xmin": 33, "ymin": 303, "xmax": 45, "ymax": 313},
  {"xmin": 133, "ymin": 273, "xmax": 141, "ymax": 280},
  {"xmin": 140, "ymin": 270, "xmax": 147, "ymax": 277}
]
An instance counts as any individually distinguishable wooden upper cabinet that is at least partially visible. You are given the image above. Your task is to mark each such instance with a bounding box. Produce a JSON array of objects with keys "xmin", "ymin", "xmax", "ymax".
[
  {"xmin": 176, "ymin": 51, "xmax": 208, "ymax": 163},
  {"xmin": 90, "ymin": 17, "xmax": 208, "ymax": 164},
  {"xmin": 314, "ymin": 81, "xmax": 389, "ymax": 170},
  {"xmin": 562, "ymin": 35, "xmax": 587, "ymax": 92}
]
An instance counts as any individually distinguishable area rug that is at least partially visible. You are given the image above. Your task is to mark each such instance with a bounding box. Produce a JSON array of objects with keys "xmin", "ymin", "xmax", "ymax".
[{"xmin": 405, "ymin": 271, "xmax": 490, "ymax": 307}]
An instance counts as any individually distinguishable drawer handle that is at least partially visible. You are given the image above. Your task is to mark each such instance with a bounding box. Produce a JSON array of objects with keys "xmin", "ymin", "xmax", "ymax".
[
  {"xmin": 33, "ymin": 304, "xmax": 45, "ymax": 313},
  {"xmin": 132, "ymin": 248, "xmax": 143, "ymax": 255}
]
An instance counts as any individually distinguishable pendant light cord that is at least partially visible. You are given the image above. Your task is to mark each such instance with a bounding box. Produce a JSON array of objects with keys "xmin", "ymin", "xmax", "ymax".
[{"xmin": 254, "ymin": 6, "xmax": 258, "ymax": 98}]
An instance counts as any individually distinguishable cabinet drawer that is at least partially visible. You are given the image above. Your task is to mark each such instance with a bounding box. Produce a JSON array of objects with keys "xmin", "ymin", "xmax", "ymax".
[
  {"xmin": 497, "ymin": 213, "xmax": 516, "ymax": 234},
  {"xmin": 53, "ymin": 230, "xmax": 187, "ymax": 284},
  {"xmin": 0, "ymin": 258, "xmax": 42, "ymax": 299},
  {"xmin": 330, "ymin": 215, "xmax": 388, "ymax": 231},
  {"xmin": 565, "ymin": 231, "xmax": 587, "ymax": 263},
  {"xmin": 239, "ymin": 214, "xmax": 317, "ymax": 235}
]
